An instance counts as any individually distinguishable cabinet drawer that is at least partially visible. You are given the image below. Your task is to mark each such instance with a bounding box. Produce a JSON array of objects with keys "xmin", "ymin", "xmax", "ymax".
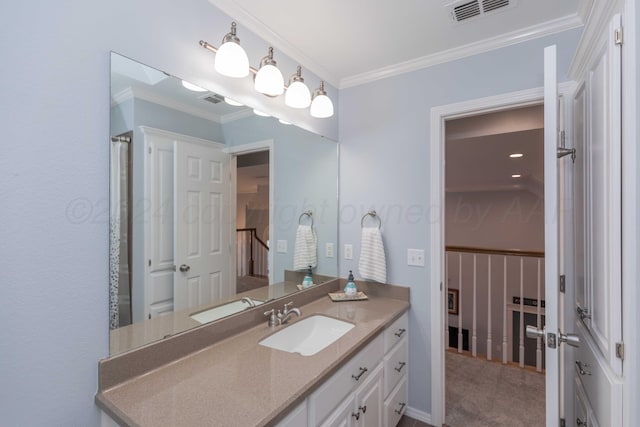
[
  {"xmin": 574, "ymin": 321, "xmax": 621, "ymax": 427},
  {"xmin": 574, "ymin": 377, "xmax": 599, "ymax": 427},
  {"xmin": 384, "ymin": 312, "xmax": 408, "ymax": 353},
  {"xmin": 383, "ymin": 336, "xmax": 407, "ymax": 396},
  {"xmin": 308, "ymin": 334, "xmax": 383, "ymax": 426},
  {"xmin": 384, "ymin": 375, "xmax": 407, "ymax": 427}
]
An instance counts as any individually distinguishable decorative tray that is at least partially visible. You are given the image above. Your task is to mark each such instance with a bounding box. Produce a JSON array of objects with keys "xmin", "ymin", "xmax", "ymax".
[{"xmin": 328, "ymin": 291, "xmax": 369, "ymax": 302}]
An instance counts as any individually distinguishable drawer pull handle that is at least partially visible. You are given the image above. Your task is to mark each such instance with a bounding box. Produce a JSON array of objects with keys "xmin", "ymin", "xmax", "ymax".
[
  {"xmin": 575, "ymin": 360, "xmax": 591, "ymax": 376},
  {"xmin": 394, "ymin": 328, "xmax": 406, "ymax": 338},
  {"xmin": 352, "ymin": 412, "xmax": 360, "ymax": 421},
  {"xmin": 395, "ymin": 402, "xmax": 406, "ymax": 415},
  {"xmin": 576, "ymin": 417, "xmax": 587, "ymax": 426},
  {"xmin": 577, "ymin": 306, "xmax": 591, "ymax": 321},
  {"xmin": 359, "ymin": 405, "xmax": 367, "ymax": 414},
  {"xmin": 352, "ymin": 367, "xmax": 368, "ymax": 381},
  {"xmin": 394, "ymin": 361, "xmax": 407, "ymax": 372}
]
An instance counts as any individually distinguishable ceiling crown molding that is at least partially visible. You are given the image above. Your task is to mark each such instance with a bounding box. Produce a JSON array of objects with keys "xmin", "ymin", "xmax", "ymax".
[
  {"xmin": 340, "ymin": 14, "xmax": 583, "ymax": 89},
  {"xmin": 208, "ymin": 0, "xmax": 339, "ymax": 88}
]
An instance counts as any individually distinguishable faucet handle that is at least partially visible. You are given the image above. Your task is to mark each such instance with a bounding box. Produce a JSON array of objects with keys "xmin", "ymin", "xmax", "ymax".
[
  {"xmin": 264, "ymin": 309, "xmax": 281, "ymax": 327},
  {"xmin": 283, "ymin": 301, "xmax": 294, "ymax": 313}
]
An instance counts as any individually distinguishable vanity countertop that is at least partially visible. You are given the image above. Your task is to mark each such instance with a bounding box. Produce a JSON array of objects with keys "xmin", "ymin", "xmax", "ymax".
[{"xmin": 96, "ymin": 291, "xmax": 409, "ymax": 427}]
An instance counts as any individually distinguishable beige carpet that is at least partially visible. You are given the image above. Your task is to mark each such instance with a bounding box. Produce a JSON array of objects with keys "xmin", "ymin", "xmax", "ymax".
[{"xmin": 445, "ymin": 351, "xmax": 545, "ymax": 427}]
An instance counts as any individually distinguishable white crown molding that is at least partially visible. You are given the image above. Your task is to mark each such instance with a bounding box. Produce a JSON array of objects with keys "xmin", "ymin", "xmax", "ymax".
[
  {"xmin": 207, "ymin": 0, "xmax": 339, "ymax": 88},
  {"xmin": 340, "ymin": 14, "xmax": 583, "ymax": 89},
  {"xmin": 220, "ymin": 108, "xmax": 254, "ymax": 123},
  {"xmin": 568, "ymin": 0, "xmax": 624, "ymax": 80},
  {"xmin": 139, "ymin": 126, "xmax": 225, "ymax": 149},
  {"xmin": 111, "ymin": 86, "xmax": 223, "ymax": 123}
]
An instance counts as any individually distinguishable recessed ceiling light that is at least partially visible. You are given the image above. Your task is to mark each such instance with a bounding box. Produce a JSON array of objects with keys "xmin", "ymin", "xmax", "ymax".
[
  {"xmin": 509, "ymin": 153, "xmax": 524, "ymax": 158},
  {"xmin": 511, "ymin": 174, "xmax": 522, "ymax": 178},
  {"xmin": 181, "ymin": 80, "xmax": 207, "ymax": 92}
]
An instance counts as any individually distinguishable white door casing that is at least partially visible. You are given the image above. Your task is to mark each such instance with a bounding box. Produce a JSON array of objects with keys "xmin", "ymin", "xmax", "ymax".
[{"xmin": 174, "ymin": 138, "xmax": 231, "ymax": 312}]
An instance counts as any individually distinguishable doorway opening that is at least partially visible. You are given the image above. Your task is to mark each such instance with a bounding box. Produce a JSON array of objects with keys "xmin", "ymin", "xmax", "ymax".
[
  {"xmin": 235, "ymin": 150, "xmax": 271, "ymax": 293},
  {"xmin": 443, "ymin": 105, "xmax": 546, "ymax": 426}
]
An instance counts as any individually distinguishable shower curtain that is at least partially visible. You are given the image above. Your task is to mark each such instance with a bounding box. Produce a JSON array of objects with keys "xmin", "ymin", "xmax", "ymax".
[{"xmin": 109, "ymin": 137, "xmax": 131, "ymax": 330}]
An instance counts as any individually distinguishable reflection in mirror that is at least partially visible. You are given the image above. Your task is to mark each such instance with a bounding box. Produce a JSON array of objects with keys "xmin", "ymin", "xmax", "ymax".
[{"xmin": 109, "ymin": 52, "xmax": 338, "ymax": 355}]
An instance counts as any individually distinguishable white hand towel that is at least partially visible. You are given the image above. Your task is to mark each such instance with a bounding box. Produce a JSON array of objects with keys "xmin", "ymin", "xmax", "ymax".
[
  {"xmin": 358, "ymin": 227, "xmax": 387, "ymax": 283},
  {"xmin": 293, "ymin": 225, "xmax": 317, "ymax": 270}
]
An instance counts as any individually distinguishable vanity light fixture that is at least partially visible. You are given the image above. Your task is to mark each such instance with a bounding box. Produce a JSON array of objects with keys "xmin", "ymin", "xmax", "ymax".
[
  {"xmin": 278, "ymin": 119, "xmax": 292, "ymax": 125},
  {"xmin": 213, "ymin": 22, "xmax": 250, "ymax": 78},
  {"xmin": 254, "ymin": 47, "xmax": 284, "ymax": 96},
  {"xmin": 285, "ymin": 66, "xmax": 311, "ymax": 109},
  {"xmin": 200, "ymin": 24, "xmax": 333, "ymax": 118},
  {"xmin": 224, "ymin": 97, "xmax": 244, "ymax": 106},
  {"xmin": 253, "ymin": 109, "xmax": 271, "ymax": 117},
  {"xmin": 310, "ymin": 81, "xmax": 334, "ymax": 118},
  {"xmin": 509, "ymin": 153, "xmax": 524, "ymax": 158},
  {"xmin": 181, "ymin": 80, "xmax": 208, "ymax": 92}
]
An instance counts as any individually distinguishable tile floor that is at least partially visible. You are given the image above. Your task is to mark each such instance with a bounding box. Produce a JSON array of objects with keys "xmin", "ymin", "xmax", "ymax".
[{"xmin": 398, "ymin": 415, "xmax": 434, "ymax": 427}]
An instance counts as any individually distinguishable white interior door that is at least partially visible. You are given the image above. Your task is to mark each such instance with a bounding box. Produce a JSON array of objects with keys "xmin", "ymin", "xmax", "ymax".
[
  {"xmin": 174, "ymin": 139, "xmax": 230, "ymax": 312},
  {"xmin": 543, "ymin": 44, "xmax": 561, "ymax": 427}
]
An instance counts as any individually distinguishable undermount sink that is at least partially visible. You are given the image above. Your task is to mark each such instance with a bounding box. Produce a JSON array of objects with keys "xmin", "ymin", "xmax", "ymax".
[
  {"xmin": 190, "ymin": 298, "xmax": 265, "ymax": 324},
  {"xmin": 259, "ymin": 315, "xmax": 355, "ymax": 356}
]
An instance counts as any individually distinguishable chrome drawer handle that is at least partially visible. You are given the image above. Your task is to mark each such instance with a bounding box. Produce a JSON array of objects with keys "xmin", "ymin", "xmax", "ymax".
[
  {"xmin": 395, "ymin": 402, "xmax": 406, "ymax": 415},
  {"xmin": 577, "ymin": 306, "xmax": 591, "ymax": 320},
  {"xmin": 358, "ymin": 405, "xmax": 367, "ymax": 414},
  {"xmin": 394, "ymin": 361, "xmax": 407, "ymax": 373},
  {"xmin": 575, "ymin": 360, "xmax": 591, "ymax": 376},
  {"xmin": 394, "ymin": 328, "xmax": 406, "ymax": 338},
  {"xmin": 352, "ymin": 412, "xmax": 360, "ymax": 420},
  {"xmin": 352, "ymin": 367, "xmax": 368, "ymax": 381},
  {"xmin": 576, "ymin": 417, "xmax": 588, "ymax": 426}
]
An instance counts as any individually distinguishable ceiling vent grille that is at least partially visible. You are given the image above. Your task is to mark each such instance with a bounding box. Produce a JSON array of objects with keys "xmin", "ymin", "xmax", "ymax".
[
  {"xmin": 450, "ymin": 0, "xmax": 512, "ymax": 22},
  {"xmin": 200, "ymin": 93, "xmax": 224, "ymax": 104}
]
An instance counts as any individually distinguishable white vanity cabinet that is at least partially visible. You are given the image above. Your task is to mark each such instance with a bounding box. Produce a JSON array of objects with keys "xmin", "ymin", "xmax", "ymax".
[{"xmin": 276, "ymin": 400, "xmax": 309, "ymax": 427}]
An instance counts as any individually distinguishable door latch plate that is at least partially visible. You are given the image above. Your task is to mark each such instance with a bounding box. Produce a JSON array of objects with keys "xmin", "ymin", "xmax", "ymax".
[{"xmin": 547, "ymin": 332, "xmax": 557, "ymax": 349}]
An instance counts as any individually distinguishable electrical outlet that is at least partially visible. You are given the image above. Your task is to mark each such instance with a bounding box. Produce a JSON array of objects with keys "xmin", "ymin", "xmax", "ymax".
[
  {"xmin": 277, "ymin": 240, "xmax": 287, "ymax": 253},
  {"xmin": 407, "ymin": 249, "xmax": 425, "ymax": 267},
  {"xmin": 344, "ymin": 244, "xmax": 353, "ymax": 260},
  {"xmin": 326, "ymin": 242, "xmax": 334, "ymax": 258}
]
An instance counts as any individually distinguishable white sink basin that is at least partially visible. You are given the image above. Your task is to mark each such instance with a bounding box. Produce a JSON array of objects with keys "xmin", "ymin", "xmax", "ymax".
[
  {"xmin": 190, "ymin": 298, "xmax": 264, "ymax": 324},
  {"xmin": 259, "ymin": 315, "xmax": 354, "ymax": 356}
]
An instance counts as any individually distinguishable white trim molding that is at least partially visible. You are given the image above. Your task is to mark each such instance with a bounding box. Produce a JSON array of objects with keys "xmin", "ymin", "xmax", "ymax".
[
  {"xmin": 405, "ymin": 406, "xmax": 432, "ymax": 425},
  {"xmin": 138, "ymin": 126, "xmax": 225, "ymax": 149}
]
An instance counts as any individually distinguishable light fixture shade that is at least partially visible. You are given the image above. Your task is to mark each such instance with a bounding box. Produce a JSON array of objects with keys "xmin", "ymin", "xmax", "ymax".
[
  {"xmin": 253, "ymin": 109, "xmax": 270, "ymax": 117},
  {"xmin": 214, "ymin": 22, "xmax": 249, "ymax": 78},
  {"xmin": 285, "ymin": 66, "xmax": 311, "ymax": 108},
  {"xmin": 224, "ymin": 97, "xmax": 243, "ymax": 106},
  {"xmin": 255, "ymin": 64, "xmax": 284, "ymax": 96},
  {"xmin": 310, "ymin": 81, "xmax": 333, "ymax": 118},
  {"xmin": 181, "ymin": 80, "xmax": 207, "ymax": 92}
]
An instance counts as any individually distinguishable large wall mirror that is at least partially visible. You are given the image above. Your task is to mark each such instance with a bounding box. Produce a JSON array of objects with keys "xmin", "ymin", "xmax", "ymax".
[{"xmin": 109, "ymin": 52, "xmax": 338, "ymax": 355}]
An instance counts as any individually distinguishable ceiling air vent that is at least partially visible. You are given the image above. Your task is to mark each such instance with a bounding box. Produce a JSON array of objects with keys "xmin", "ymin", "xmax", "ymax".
[
  {"xmin": 449, "ymin": 0, "xmax": 512, "ymax": 23},
  {"xmin": 200, "ymin": 93, "xmax": 224, "ymax": 104}
]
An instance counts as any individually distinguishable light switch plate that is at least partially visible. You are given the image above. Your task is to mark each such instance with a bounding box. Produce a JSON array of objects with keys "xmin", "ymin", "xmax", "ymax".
[
  {"xmin": 326, "ymin": 242, "xmax": 334, "ymax": 258},
  {"xmin": 408, "ymin": 249, "xmax": 425, "ymax": 267},
  {"xmin": 344, "ymin": 244, "xmax": 353, "ymax": 260},
  {"xmin": 277, "ymin": 240, "xmax": 287, "ymax": 253}
]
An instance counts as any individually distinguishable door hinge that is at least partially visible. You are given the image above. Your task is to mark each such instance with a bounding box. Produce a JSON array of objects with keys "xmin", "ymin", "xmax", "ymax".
[
  {"xmin": 148, "ymin": 146, "xmax": 152, "ymax": 154},
  {"xmin": 616, "ymin": 342, "xmax": 625, "ymax": 360},
  {"xmin": 560, "ymin": 418, "xmax": 566, "ymax": 427},
  {"xmin": 615, "ymin": 27, "xmax": 623, "ymax": 45},
  {"xmin": 440, "ymin": 281, "xmax": 443, "ymax": 291},
  {"xmin": 559, "ymin": 275, "xmax": 566, "ymax": 293},
  {"xmin": 148, "ymin": 259, "xmax": 152, "ymax": 267}
]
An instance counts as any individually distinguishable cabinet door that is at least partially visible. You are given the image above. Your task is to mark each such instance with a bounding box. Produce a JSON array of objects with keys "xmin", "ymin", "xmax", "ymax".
[
  {"xmin": 276, "ymin": 400, "xmax": 307, "ymax": 427},
  {"xmin": 356, "ymin": 364, "xmax": 383, "ymax": 426},
  {"xmin": 320, "ymin": 394, "xmax": 355, "ymax": 427}
]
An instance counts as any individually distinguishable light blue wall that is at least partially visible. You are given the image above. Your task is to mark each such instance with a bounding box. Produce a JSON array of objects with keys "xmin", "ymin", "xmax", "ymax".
[
  {"xmin": 0, "ymin": 0, "xmax": 336, "ymax": 425},
  {"xmin": 338, "ymin": 28, "xmax": 582, "ymax": 416},
  {"xmin": 222, "ymin": 116, "xmax": 339, "ymax": 282}
]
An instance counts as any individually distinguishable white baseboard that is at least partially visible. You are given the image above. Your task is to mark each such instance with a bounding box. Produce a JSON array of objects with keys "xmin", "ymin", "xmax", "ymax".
[{"xmin": 405, "ymin": 406, "xmax": 433, "ymax": 425}]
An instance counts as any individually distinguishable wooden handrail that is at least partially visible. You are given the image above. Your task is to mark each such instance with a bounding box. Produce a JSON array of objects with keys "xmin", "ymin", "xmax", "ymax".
[
  {"xmin": 236, "ymin": 228, "xmax": 269, "ymax": 251},
  {"xmin": 446, "ymin": 245, "xmax": 544, "ymax": 258}
]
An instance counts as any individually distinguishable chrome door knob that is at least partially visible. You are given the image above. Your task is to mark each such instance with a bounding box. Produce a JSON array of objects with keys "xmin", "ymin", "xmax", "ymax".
[
  {"xmin": 179, "ymin": 264, "xmax": 191, "ymax": 272},
  {"xmin": 560, "ymin": 332, "xmax": 580, "ymax": 348},
  {"xmin": 526, "ymin": 325, "xmax": 545, "ymax": 339}
]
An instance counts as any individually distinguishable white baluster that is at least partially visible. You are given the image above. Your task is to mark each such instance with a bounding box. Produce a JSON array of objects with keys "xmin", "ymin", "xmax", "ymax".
[
  {"xmin": 519, "ymin": 257, "xmax": 525, "ymax": 368},
  {"xmin": 502, "ymin": 256, "xmax": 508, "ymax": 364},
  {"xmin": 536, "ymin": 258, "xmax": 542, "ymax": 372},
  {"xmin": 472, "ymin": 254, "xmax": 477, "ymax": 357},
  {"xmin": 487, "ymin": 254, "xmax": 492, "ymax": 361},
  {"xmin": 458, "ymin": 253, "xmax": 463, "ymax": 354}
]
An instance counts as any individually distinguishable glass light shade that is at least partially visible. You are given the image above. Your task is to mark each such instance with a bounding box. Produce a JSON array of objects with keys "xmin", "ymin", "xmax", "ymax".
[
  {"xmin": 278, "ymin": 119, "xmax": 292, "ymax": 125},
  {"xmin": 310, "ymin": 94, "xmax": 334, "ymax": 118},
  {"xmin": 214, "ymin": 41, "xmax": 250, "ymax": 78},
  {"xmin": 285, "ymin": 81, "xmax": 311, "ymax": 108},
  {"xmin": 253, "ymin": 109, "xmax": 271, "ymax": 117},
  {"xmin": 181, "ymin": 80, "xmax": 207, "ymax": 92},
  {"xmin": 254, "ymin": 64, "xmax": 284, "ymax": 96},
  {"xmin": 224, "ymin": 97, "xmax": 243, "ymax": 107}
]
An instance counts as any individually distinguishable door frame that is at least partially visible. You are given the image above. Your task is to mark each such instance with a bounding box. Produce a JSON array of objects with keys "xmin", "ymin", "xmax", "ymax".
[
  {"xmin": 429, "ymin": 83, "xmax": 576, "ymax": 425},
  {"xmin": 225, "ymin": 139, "xmax": 275, "ymax": 285}
]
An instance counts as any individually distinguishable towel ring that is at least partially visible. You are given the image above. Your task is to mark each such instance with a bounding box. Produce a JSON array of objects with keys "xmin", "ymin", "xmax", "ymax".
[
  {"xmin": 361, "ymin": 210, "xmax": 381, "ymax": 229},
  {"xmin": 299, "ymin": 210, "xmax": 313, "ymax": 227}
]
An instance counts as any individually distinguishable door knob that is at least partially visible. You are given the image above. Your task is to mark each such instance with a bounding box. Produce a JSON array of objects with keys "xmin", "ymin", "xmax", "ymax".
[
  {"xmin": 179, "ymin": 264, "xmax": 191, "ymax": 272},
  {"xmin": 526, "ymin": 325, "xmax": 545, "ymax": 339},
  {"xmin": 560, "ymin": 332, "xmax": 580, "ymax": 348}
]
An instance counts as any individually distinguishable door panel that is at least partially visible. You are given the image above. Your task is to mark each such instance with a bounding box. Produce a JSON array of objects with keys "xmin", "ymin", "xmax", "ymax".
[{"xmin": 174, "ymin": 140, "xmax": 230, "ymax": 312}]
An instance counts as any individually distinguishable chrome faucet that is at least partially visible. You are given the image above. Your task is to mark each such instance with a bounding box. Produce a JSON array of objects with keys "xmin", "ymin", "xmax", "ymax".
[
  {"xmin": 241, "ymin": 297, "xmax": 256, "ymax": 307},
  {"xmin": 278, "ymin": 302, "xmax": 301, "ymax": 324}
]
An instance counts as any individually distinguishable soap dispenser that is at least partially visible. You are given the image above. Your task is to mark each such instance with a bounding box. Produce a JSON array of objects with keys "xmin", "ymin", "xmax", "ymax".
[
  {"xmin": 344, "ymin": 270, "xmax": 358, "ymax": 296},
  {"xmin": 302, "ymin": 265, "xmax": 314, "ymax": 288}
]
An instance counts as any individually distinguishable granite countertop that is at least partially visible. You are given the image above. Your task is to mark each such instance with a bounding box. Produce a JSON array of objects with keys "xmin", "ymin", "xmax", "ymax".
[{"xmin": 97, "ymin": 291, "xmax": 409, "ymax": 427}]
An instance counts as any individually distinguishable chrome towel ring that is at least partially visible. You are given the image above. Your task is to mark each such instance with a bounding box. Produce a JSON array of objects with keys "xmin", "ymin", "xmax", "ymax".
[
  {"xmin": 298, "ymin": 210, "xmax": 313, "ymax": 227},
  {"xmin": 361, "ymin": 210, "xmax": 381, "ymax": 229}
]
